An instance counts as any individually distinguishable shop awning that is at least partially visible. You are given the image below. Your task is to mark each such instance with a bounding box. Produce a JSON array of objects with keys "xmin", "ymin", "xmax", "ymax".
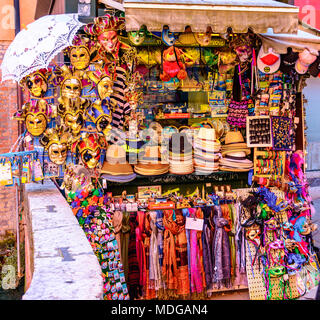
[
  {"xmin": 260, "ymin": 26, "xmax": 320, "ymax": 54},
  {"xmin": 123, "ymin": 0, "xmax": 300, "ymax": 34}
]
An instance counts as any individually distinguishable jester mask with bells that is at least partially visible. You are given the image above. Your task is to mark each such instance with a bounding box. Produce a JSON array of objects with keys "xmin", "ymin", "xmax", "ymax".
[
  {"xmin": 85, "ymin": 62, "xmax": 115, "ymax": 100},
  {"xmin": 64, "ymin": 34, "xmax": 95, "ymax": 71},
  {"xmin": 14, "ymin": 99, "xmax": 52, "ymax": 136},
  {"xmin": 57, "ymin": 96, "xmax": 90, "ymax": 136},
  {"xmin": 40, "ymin": 127, "xmax": 72, "ymax": 165},
  {"xmin": 20, "ymin": 69, "xmax": 50, "ymax": 98},
  {"xmin": 86, "ymin": 99, "xmax": 113, "ymax": 136},
  {"xmin": 71, "ymin": 133, "xmax": 107, "ymax": 169},
  {"xmin": 84, "ymin": 14, "xmax": 130, "ymax": 61},
  {"xmin": 57, "ymin": 65, "xmax": 85, "ymax": 99}
]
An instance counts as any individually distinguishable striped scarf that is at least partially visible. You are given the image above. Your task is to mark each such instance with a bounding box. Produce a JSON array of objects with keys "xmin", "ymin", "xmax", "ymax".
[
  {"xmin": 110, "ymin": 66, "xmax": 131, "ymax": 130},
  {"xmin": 155, "ymin": 210, "xmax": 165, "ymax": 268}
]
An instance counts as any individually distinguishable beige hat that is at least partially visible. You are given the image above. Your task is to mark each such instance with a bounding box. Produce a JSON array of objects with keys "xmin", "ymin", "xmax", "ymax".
[
  {"xmin": 101, "ymin": 144, "xmax": 133, "ymax": 176},
  {"xmin": 223, "ymin": 131, "xmax": 248, "ymax": 147},
  {"xmin": 195, "ymin": 127, "xmax": 216, "ymax": 141}
]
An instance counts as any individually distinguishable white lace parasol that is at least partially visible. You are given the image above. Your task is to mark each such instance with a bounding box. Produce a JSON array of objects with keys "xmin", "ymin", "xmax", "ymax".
[{"xmin": 1, "ymin": 14, "xmax": 85, "ymax": 82}]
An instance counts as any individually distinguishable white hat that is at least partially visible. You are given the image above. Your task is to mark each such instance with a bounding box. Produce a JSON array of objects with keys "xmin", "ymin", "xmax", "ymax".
[{"xmin": 257, "ymin": 47, "xmax": 281, "ymax": 74}]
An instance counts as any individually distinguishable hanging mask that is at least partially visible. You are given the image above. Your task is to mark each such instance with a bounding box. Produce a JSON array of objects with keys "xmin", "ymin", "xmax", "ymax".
[
  {"xmin": 235, "ymin": 45, "xmax": 253, "ymax": 64},
  {"xmin": 40, "ymin": 128, "xmax": 71, "ymax": 165},
  {"xmin": 85, "ymin": 65, "xmax": 114, "ymax": 100},
  {"xmin": 69, "ymin": 46, "xmax": 91, "ymax": 70},
  {"xmin": 57, "ymin": 65, "xmax": 84, "ymax": 99},
  {"xmin": 20, "ymin": 70, "xmax": 48, "ymax": 98},
  {"xmin": 86, "ymin": 99, "xmax": 113, "ymax": 136},
  {"xmin": 128, "ymin": 30, "xmax": 146, "ymax": 46},
  {"xmin": 195, "ymin": 32, "xmax": 211, "ymax": 46},
  {"xmin": 162, "ymin": 27, "xmax": 178, "ymax": 46},
  {"xmin": 61, "ymin": 77, "xmax": 82, "ymax": 99},
  {"xmin": 98, "ymin": 30, "xmax": 120, "ymax": 55},
  {"xmin": 72, "ymin": 133, "xmax": 107, "ymax": 169},
  {"xmin": 58, "ymin": 96, "xmax": 89, "ymax": 136},
  {"xmin": 20, "ymin": 99, "xmax": 52, "ymax": 136},
  {"xmin": 66, "ymin": 34, "xmax": 94, "ymax": 71}
]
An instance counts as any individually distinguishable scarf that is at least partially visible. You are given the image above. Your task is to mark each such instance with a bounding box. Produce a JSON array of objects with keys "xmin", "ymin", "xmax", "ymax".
[
  {"xmin": 120, "ymin": 211, "xmax": 130, "ymax": 283},
  {"xmin": 143, "ymin": 212, "xmax": 156, "ymax": 299},
  {"xmin": 201, "ymin": 206, "xmax": 215, "ymax": 289},
  {"xmin": 162, "ymin": 210, "xmax": 179, "ymax": 298},
  {"xmin": 128, "ymin": 212, "xmax": 140, "ymax": 299},
  {"xmin": 155, "ymin": 210, "xmax": 165, "ymax": 268},
  {"xmin": 136, "ymin": 211, "xmax": 146, "ymax": 287},
  {"xmin": 186, "ymin": 207, "xmax": 206, "ymax": 298},
  {"xmin": 149, "ymin": 211, "xmax": 164, "ymax": 297},
  {"xmin": 175, "ymin": 209, "xmax": 191, "ymax": 299},
  {"xmin": 212, "ymin": 205, "xmax": 232, "ymax": 289},
  {"xmin": 112, "ymin": 210, "xmax": 123, "ymax": 263}
]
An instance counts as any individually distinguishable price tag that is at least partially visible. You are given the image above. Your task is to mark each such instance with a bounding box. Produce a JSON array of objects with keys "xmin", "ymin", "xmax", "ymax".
[{"xmin": 185, "ymin": 217, "xmax": 204, "ymax": 231}]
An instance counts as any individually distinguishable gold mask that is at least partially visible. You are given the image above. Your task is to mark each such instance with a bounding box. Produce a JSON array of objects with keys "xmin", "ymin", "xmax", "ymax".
[
  {"xmin": 40, "ymin": 128, "xmax": 71, "ymax": 165},
  {"xmin": 70, "ymin": 46, "xmax": 91, "ymax": 70},
  {"xmin": 26, "ymin": 113, "xmax": 47, "ymax": 136},
  {"xmin": 24, "ymin": 72, "xmax": 48, "ymax": 98},
  {"xmin": 58, "ymin": 96, "xmax": 89, "ymax": 136},
  {"xmin": 97, "ymin": 76, "xmax": 113, "ymax": 100},
  {"xmin": 64, "ymin": 112, "xmax": 84, "ymax": 136},
  {"xmin": 61, "ymin": 78, "xmax": 82, "ymax": 99},
  {"xmin": 48, "ymin": 143, "xmax": 68, "ymax": 165}
]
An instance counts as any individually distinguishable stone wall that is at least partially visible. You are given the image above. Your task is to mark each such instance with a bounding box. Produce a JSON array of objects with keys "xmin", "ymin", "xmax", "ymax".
[{"xmin": 23, "ymin": 180, "xmax": 103, "ymax": 300}]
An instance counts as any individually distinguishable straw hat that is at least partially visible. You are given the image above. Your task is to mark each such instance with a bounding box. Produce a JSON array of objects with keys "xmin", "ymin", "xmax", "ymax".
[
  {"xmin": 222, "ymin": 131, "xmax": 249, "ymax": 149},
  {"xmin": 101, "ymin": 144, "xmax": 133, "ymax": 176},
  {"xmin": 195, "ymin": 127, "xmax": 216, "ymax": 141},
  {"xmin": 134, "ymin": 163, "xmax": 169, "ymax": 175}
]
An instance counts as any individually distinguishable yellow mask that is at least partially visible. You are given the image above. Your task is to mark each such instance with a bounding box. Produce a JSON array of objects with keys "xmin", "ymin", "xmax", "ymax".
[
  {"xmin": 26, "ymin": 113, "xmax": 47, "ymax": 136},
  {"xmin": 61, "ymin": 78, "xmax": 82, "ymax": 99},
  {"xmin": 70, "ymin": 46, "xmax": 91, "ymax": 70}
]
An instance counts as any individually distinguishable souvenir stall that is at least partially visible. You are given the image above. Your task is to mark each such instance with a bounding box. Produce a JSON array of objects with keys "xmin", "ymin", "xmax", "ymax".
[{"xmin": 1, "ymin": 0, "xmax": 320, "ymax": 301}]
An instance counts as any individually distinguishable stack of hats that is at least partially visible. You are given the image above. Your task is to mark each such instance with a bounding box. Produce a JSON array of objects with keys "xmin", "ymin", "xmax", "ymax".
[
  {"xmin": 100, "ymin": 144, "xmax": 136, "ymax": 182},
  {"xmin": 134, "ymin": 145, "xmax": 169, "ymax": 176},
  {"xmin": 193, "ymin": 127, "xmax": 221, "ymax": 174},
  {"xmin": 168, "ymin": 132, "xmax": 194, "ymax": 175},
  {"xmin": 219, "ymin": 131, "xmax": 253, "ymax": 172}
]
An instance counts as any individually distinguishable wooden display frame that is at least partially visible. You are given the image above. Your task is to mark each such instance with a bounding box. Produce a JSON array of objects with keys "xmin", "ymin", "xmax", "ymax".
[
  {"xmin": 246, "ymin": 116, "xmax": 273, "ymax": 148},
  {"xmin": 253, "ymin": 149, "xmax": 286, "ymax": 180}
]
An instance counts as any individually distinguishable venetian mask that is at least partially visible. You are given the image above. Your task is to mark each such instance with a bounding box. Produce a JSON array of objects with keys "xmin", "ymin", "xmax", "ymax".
[
  {"xmin": 195, "ymin": 32, "xmax": 211, "ymax": 46},
  {"xmin": 235, "ymin": 45, "xmax": 253, "ymax": 64},
  {"xmin": 97, "ymin": 75, "xmax": 114, "ymax": 100},
  {"xmin": 72, "ymin": 133, "xmax": 107, "ymax": 169},
  {"xmin": 70, "ymin": 46, "xmax": 91, "ymax": 70},
  {"xmin": 58, "ymin": 97, "xmax": 89, "ymax": 136},
  {"xmin": 128, "ymin": 30, "xmax": 146, "ymax": 46},
  {"xmin": 22, "ymin": 99, "xmax": 51, "ymax": 136},
  {"xmin": 87, "ymin": 100, "xmax": 112, "ymax": 136},
  {"xmin": 40, "ymin": 128, "xmax": 71, "ymax": 165},
  {"xmin": 98, "ymin": 31, "xmax": 120, "ymax": 55},
  {"xmin": 64, "ymin": 112, "xmax": 84, "ymax": 136},
  {"xmin": 23, "ymin": 71, "xmax": 48, "ymax": 98},
  {"xmin": 61, "ymin": 78, "xmax": 82, "ymax": 99},
  {"xmin": 26, "ymin": 113, "xmax": 47, "ymax": 136},
  {"xmin": 162, "ymin": 27, "xmax": 178, "ymax": 46}
]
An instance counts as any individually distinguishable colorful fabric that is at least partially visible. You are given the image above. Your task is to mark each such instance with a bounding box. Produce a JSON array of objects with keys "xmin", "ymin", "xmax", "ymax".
[
  {"xmin": 175, "ymin": 209, "xmax": 191, "ymax": 298},
  {"xmin": 128, "ymin": 212, "xmax": 141, "ymax": 299},
  {"xmin": 212, "ymin": 205, "xmax": 232, "ymax": 289},
  {"xmin": 120, "ymin": 211, "xmax": 130, "ymax": 283},
  {"xmin": 136, "ymin": 211, "xmax": 146, "ymax": 287}
]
